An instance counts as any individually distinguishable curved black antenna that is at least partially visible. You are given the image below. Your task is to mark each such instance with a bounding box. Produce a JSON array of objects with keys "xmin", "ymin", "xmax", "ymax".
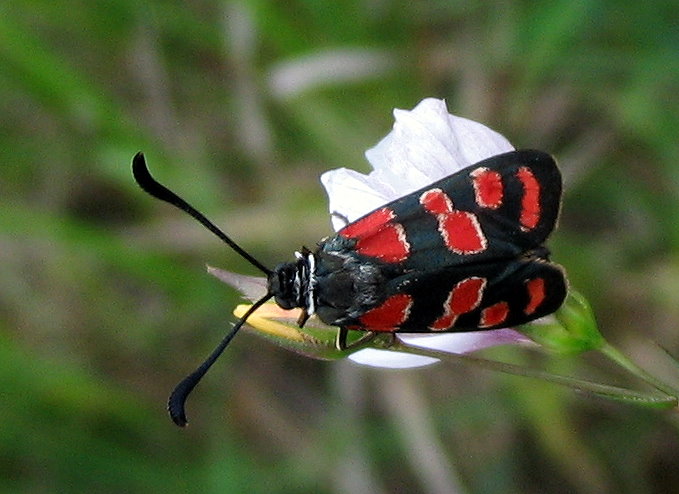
[
  {"xmin": 168, "ymin": 293, "xmax": 273, "ymax": 427},
  {"xmin": 132, "ymin": 152, "xmax": 272, "ymax": 276}
]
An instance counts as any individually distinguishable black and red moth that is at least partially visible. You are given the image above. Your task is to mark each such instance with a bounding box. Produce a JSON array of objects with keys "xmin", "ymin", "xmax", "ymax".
[{"xmin": 132, "ymin": 149, "xmax": 567, "ymax": 426}]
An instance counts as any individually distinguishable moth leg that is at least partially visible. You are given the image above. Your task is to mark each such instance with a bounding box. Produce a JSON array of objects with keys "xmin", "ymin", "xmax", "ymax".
[
  {"xmin": 330, "ymin": 211, "xmax": 350, "ymax": 228},
  {"xmin": 296, "ymin": 309, "xmax": 310, "ymax": 328},
  {"xmin": 335, "ymin": 327, "xmax": 377, "ymax": 351},
  {"xmin": 336, "ymin": 327, "xmax": 348, "ymax": 350}
]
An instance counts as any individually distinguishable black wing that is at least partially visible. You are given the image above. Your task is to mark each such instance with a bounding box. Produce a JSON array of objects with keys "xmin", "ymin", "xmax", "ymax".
[{"xmin": 337, "ymin": 150, "xmax": 562, "ymax": 271}]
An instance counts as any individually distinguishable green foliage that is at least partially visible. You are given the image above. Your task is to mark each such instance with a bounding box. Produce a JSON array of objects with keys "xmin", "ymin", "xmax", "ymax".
[{"xmin": 2, "ymin": 1, "xmax": 678, "ymax": 493}]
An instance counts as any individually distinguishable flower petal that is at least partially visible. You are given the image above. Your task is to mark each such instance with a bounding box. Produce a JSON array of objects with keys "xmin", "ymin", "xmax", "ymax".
[
  {"xmin": 207, "ymin": 265, "xmax": 268, "ymax": 302},
  {"xmin": 348, "ymin": 348, "xmax": 440, "ymax": 369},
  {"xmin": 399, "ymin": 329, "xmax": 533, "ymax": 354},
  {"xmin": 346, "ymin": 330, "xmax": 532, "ymax": 369},
  {"xmin": 320, "ymin": 168, "xmax": 394, "ymax": 231}
]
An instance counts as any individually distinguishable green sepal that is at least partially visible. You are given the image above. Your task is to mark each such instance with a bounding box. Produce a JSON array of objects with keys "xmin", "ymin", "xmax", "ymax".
[{"xmin": 519, "ymin": 290, "xmax": 604, "ymax": 355}]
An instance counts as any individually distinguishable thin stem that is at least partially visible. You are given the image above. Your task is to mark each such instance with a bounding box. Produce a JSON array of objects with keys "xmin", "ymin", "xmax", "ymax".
[
  {"xmin": 388, "ymin": 340, "xmax": 677, "ymax": 409},
  {"xmin": 599, "ymin": 342, "xmax": 679, "ymax": 397}
]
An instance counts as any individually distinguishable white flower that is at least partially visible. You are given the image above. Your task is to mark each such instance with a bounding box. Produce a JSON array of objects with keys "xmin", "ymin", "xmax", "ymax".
[{"xmin": 320, "ymin": 98, "xmax": 530, "ymax": 368}]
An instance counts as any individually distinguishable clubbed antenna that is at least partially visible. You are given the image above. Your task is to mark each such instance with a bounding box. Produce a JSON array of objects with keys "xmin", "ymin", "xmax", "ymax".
[
  {"xmin": 167, "ymin": 294, "xmax": 272, "ymax": 426},
  {"xmin": 132, "ymin": 152, "xmax": 272, "ymax": 275}
]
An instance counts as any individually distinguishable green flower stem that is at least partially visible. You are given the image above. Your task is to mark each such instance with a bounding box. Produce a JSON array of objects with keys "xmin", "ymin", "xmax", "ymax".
[
  {"xmin": 387, "ymin": 340, "xmax": 678, "ymax": 410},
  {"xmin": 599, "ymin": 342, "xmax": 679, "ymax": 397}
]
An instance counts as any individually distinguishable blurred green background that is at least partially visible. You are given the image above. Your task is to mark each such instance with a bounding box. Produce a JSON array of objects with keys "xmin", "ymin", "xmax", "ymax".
[{"xmin": 2, "ymin": 1, "xmax": 678, "ymax": 493}]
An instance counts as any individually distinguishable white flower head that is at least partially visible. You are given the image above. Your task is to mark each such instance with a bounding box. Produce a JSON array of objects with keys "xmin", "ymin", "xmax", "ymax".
[{"xmin": 320, "ymin": 98, "xmax": 528, "ymax": 368}]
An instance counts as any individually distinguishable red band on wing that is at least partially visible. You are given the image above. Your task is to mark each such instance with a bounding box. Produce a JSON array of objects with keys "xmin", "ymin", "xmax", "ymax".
[
  {"xmin": 479, "ymin": 301, "xmax": 509, "ymax": 328},
  {"xmin": 517, "ymin": 167, "xmax": 540, "ymax": 231},
  {"xmin": 420, "ymin": 188, "xmax": 453, "ymax": 214},
  {"xmin": 420, "ymin": 189, "xmax": 487, "ymax": 255},
  {"xmin": 439, "ymin": 212, "xmax": 486, "ymax": 254},
  {"xmin": 471, "ymin": 167, "xmax": 503, "ymax": 209},
  {"xmin": 524, "ymin": 277, "xmax": 546, "ymax": 315},
  {"xmin": 340, "ymin": 207, "xmax": 410, "ymax": 263},
  {"xmin": 430, "ymin": 277, "xmax": 486, "ymax": 330},
  {"xmin": 340, "ymin": 207, "xmax": 394, "ymax": 238},
  {"xmin": 355, "ymin": 223, "xmax": 409, "ymax": 262},
  {"xmin": 359, "ymin": 294, "xmax": 413, "ymax": 331}
]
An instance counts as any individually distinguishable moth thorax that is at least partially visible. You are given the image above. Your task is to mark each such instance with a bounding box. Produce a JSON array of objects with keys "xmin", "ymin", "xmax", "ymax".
[{"xmin": 268, "ymin": 251, "xmax": 316, "ymax": 314}]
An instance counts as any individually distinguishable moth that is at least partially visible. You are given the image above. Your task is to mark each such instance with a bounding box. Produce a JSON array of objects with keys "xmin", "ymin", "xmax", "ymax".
[{"xmin": 133, "ymin": 149, "xmax": 566, "ymax": 426}]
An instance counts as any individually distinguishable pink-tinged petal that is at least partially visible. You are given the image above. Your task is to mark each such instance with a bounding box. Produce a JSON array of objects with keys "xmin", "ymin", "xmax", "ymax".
[
  {"xmin": 347, "ymin": 329, "xmax": 532, "ymax": 369},
  {"xmin": 207, "ymin": 265, "xmax": 268, "ymax": 302},
  {"xmin": 399, "ymin": 329, "xmax": 533, "ymax": 354}
]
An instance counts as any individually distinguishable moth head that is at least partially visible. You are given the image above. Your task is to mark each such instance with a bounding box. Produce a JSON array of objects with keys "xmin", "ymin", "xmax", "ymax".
[{"xmin": 268, "ymin": 262, "xmax": 300, "ymax": 310}]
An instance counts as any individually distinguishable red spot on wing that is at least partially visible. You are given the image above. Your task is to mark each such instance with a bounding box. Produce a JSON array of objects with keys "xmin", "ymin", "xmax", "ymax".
[
  {"xmin": 517, "ymin": 167, "xmax": 540, "ymax": 231},
  {"xmin": 354, "ymin": 223, "xmax": 409, "ymax": 262},
  {"xmin": 479, "ymin": 301, "xmax": 509, "ymax": 328},
  {"xmin": 430, "ymin": 277, "xmax": 486, "ymax": 330},
  {"xmin": 439, "ymin": 212, "xmax": 486, "ymax": 254},
  {"xmin": 420, "ymin": 189, "xmax": 487, "ymax": 255},
  {"xmin": 524, "ymin": 277, "xmax": 546, "ymax": 315},
  {"xmin": 340, "ymin": 207, "xmax": 394, "ymax": 238},
  {"xmin": 340, "ymin": 207, "xmax": 410, "ymax": 263},
  {"xmin": 359, "ymin": 294, "xmax": 413, "ymax": 331},
  {"xmin": 471, "ymin": 167, "xmax": 503, "ymax": 209},
  {"xmin": 420, "ymin": 188, "xmax": 453, "ymax": 214}
]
